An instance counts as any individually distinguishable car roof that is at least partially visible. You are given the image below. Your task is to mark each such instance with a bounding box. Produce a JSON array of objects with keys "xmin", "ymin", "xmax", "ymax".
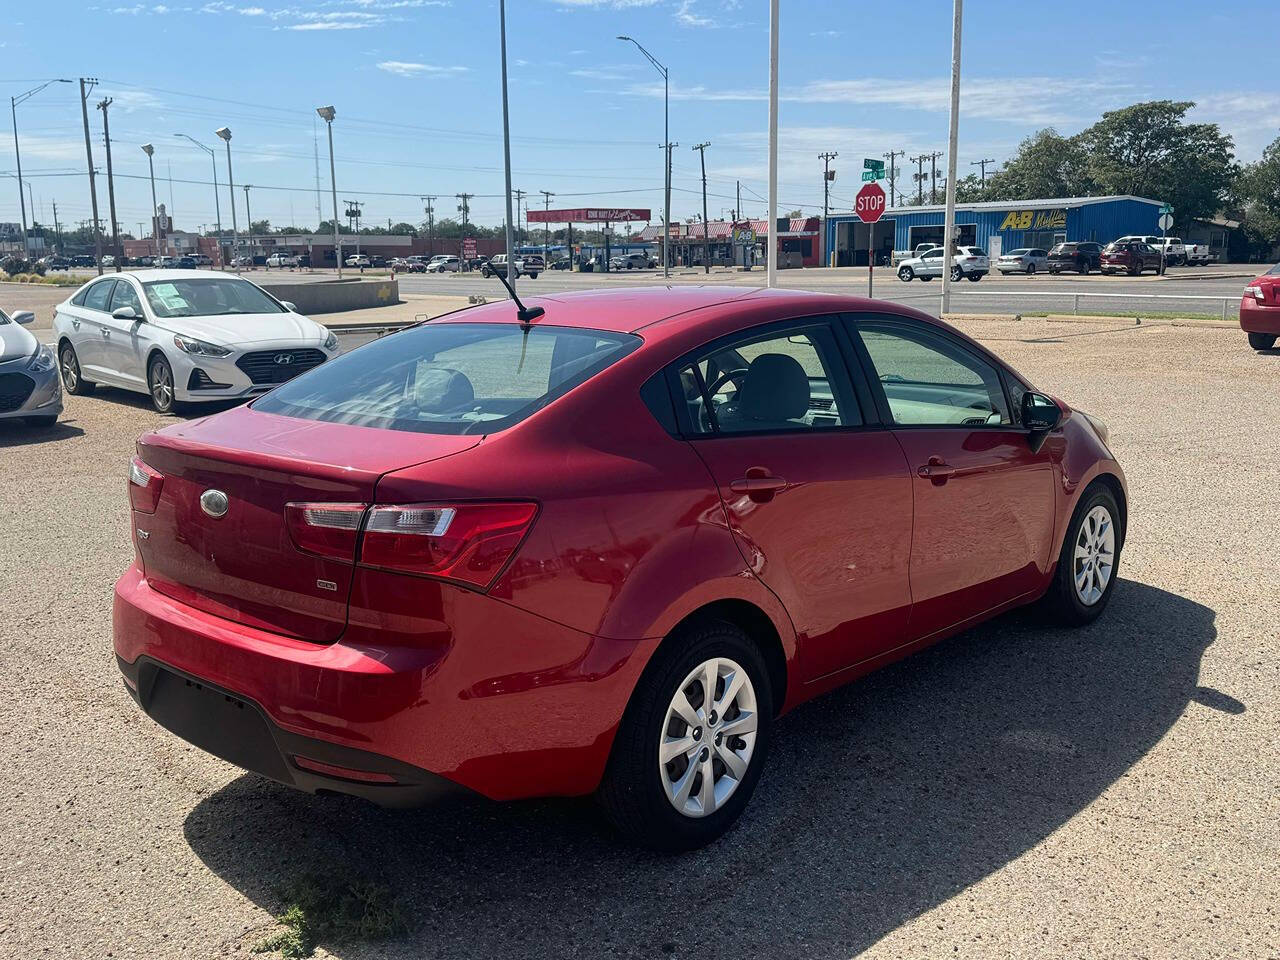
[
  {"xmin": 431, "ymin": 285, "xmax": 926, "ymax": 337},
  {"xmin": 113, "ymin": 269, "xmax": 247, "ymax": 282}
]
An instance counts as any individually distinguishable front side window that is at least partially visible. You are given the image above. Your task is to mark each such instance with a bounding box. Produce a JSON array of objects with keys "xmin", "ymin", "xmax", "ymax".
[
  {"xmin": 82, "ymin": 280, "xmax": 116, "ymax": 312},
  {"xmin": 109, "ymin": 281, "xmax": 143, "ymax": 315},
  {"xmin": 254, "ymin": 322, "xmax": 639, "ymax": 435},
  {"xmin": 856, "ymin": 321, "xmax": 1011, "ymax": 427},
  {"xmin": 678, "ymin": 325, "xmax": 858, "ymax": 435},
  {"xmin": 141, "ymin": 278, "xmax": 285, "ymax": 318}
]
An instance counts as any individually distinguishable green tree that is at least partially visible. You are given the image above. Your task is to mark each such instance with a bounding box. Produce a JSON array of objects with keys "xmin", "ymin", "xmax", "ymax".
[
  {"xmin": 1236, "ymin": 134, "xmax": 1280, "ymax": 259},
  {"xmin": 1077, "ymin": 101, "xmax": 1237, "ymax": 228}
]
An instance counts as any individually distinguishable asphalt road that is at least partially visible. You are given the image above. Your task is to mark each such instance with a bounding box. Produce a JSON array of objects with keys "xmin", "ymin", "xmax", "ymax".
[{"xmin": 0, "ymin": 316, "xmax": 1276, "ymax": 959}]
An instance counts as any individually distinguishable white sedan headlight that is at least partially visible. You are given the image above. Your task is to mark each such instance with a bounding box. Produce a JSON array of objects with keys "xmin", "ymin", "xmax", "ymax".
[
  {"xmin": 172, "ymin": 334, "xmax": 232, "ymax": 358},
  {"xmin": 27, "ymin": 343, "xmax": 56, "ymax": 373},
  {"xmin": 323, "ymin": 329, "xmax": 339, "ymax": 352}
]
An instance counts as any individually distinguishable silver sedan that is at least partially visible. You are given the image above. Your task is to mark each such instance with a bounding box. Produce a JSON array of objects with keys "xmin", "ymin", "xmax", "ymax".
[
  {"xmin": 0, "ymin": 307, "xmax": 62, "ymax": 427},
  {"xmin": 995, "ymin": 247, "xmax": 1049, "ymax": 275}
]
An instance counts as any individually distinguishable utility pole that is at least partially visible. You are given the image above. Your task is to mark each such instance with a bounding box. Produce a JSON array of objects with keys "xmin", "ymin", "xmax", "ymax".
[
  {"xmin": 52, "ymin": 200, "xmax": 61, "ymax": 254},
  {"xmin": 819, "ymin": 150, "xmax": 837, "ymax": 268},
  {"xmin": 909, "ymin": 153, "xmax": 927, "ymax": 205},
  {"xmin": 456, "ymin": 193, "xmax": 472, "ymax": 269},
  {"xmin": 511, "ymin": 187, "xmax": 525, "ymax": 251},
  {"xmin": 78, "ymin": 78, "xmax": 103, "ymax": 274},
  {"xmin": 927, "ymin": 150, "xmax": 943, "ymax": 204},
  {"xmin": 883, "ymin": 149, "xmax": 905, "ymax": 207},
  {"xmin": 243, "ymin": 185, "xmax": 253, "ymax": 263},
  {"xmin": 539, "ymin": 190, "xmax": 554, "ymax": 262},
  {"xmin": 693, "ymin": 142, "xmax": 711, "ymax": 273},
  {"xmin": 940, "ymin": 0, "xmax": 964, "ymax": 316},
  {"xmin": 100, "ymin": 96, "xmax": 122, "ymax": 271},
  {"xmin": 344, "ymin": 200, "xmax": 363, "ymax": 258},
  {"xmin": 658, "ymin": 141, "xmax": 678, "ymax": 267},
  {"xmin": 420, "ymin": 195, "xmax": 436, "ymax": 254},
  {"xmin": 970, "ymin": 157, "xmax": 996, "ymax": 187}
]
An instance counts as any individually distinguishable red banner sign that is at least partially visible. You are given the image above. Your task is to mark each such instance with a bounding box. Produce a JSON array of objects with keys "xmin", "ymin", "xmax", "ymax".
[
  {"xmin": 462, "ymin": 237, "xmax": 477, "ymax": 257},
  {"xmin": 527, "ymin": 208, "xmax": 651, "ymax": 224}
]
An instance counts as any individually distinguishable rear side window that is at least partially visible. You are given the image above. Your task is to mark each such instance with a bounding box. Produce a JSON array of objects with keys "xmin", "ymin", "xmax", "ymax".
[
  {"xmin": 254, "ymin": 321, "xmax": 639, "ymax": 435},
  {"xmin": 82, "ymin": 280, "xmax": 115, "ymax": 312}
]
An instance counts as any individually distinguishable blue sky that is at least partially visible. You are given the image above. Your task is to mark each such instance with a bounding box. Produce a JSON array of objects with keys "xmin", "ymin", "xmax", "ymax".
[{"xmin": 2, "ymin": 0, "xmax": 1277, "ymax": 235}]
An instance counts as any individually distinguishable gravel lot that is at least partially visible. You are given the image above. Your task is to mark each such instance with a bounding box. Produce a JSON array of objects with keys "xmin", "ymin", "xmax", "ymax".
[{"xmin": 0, "ymin": 316, "xmax": 1276, "ymax": 960}]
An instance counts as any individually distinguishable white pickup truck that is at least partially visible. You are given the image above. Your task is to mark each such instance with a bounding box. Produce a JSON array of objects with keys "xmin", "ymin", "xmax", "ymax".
[
  {"xmin": 1182, "ymin": 243, "xmax": 1216, "ymax": 266},
  {"xmin": 892, "ymin": 243, "xmax": 941, "ymax": 266}
]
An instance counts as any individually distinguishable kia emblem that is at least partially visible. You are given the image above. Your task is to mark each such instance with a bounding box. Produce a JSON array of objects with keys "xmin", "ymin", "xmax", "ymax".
[
  {"xmin": 273, "ymin": 353, "xmax": 294, "ymax": 365},
  {"xmin": 200, "ymin": 489, "xmax": 230, "ymax": 519}
]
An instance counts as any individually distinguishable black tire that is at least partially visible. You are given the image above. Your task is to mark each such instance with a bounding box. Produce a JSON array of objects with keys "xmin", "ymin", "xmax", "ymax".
[
  {"xmin": 1248, "ymin": 332, "xmax": 1277, "ymax": 350},
  {"xmin": 147, "ymin": 353, "xmax": 176, "ymax": 414},
  {"xmin": 1077, "ymin": 260, "xmax": 1089, "ymax": 275},
  {"xmin": 1026, "ymin": 262, "xmax": 1036, "ymax": 275},
  {"xmin": 1042, "ymin": 483, "xmax": 1123, "ymax": 626},
  {"xmin": 58, "ymin": 342, "xmax": 95, "ymax": 395},
  {"xmin": 528, "ymin": 272, "xmax": 539, "ymax": 279},
  {"xmin": 920, "ymin": 275, "xmax": 933, "ymax": 282},
  {"xmin": 598, "ymin": 619, "xmax": 774, "ymax": 851},
  {"xmin": 950, "ymin": 266, "xmax": 963, "ymax": 282},
  {"xmin": 967, "ymin": 273, "xmax": 982, "ymax": 282},
  {"xmin": 898, "ymin": 266, "xmax": 914, "ymax": 282}
]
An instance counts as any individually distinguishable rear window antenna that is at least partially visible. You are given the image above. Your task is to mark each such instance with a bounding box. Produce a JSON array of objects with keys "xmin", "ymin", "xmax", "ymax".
[{"xmin": 486, "ymin": 265, "xmax": 544, "ymax": 327}]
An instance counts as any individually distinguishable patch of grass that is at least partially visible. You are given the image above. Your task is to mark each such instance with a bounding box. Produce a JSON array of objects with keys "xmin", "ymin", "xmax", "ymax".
[
  {"xmin": 1, "ymin": 272, "xmax": 81, "ymax": 286},
  {"xmin": 251, "ymin": 875, "xmax": 408, "ymax": 959},
  {"xmin": 1023, "ymin": 308, "xmax": 1225, "ymax": 322}
]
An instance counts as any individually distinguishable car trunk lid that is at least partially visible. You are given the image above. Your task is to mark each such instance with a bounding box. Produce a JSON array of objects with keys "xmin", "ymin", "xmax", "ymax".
[{"xmin": 133, "ymin": 404, "xmax": 479, "ymax": 643}]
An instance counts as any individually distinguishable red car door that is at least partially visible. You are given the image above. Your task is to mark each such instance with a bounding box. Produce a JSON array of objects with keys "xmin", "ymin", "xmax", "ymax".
[
  {"xmin": 851, "ymin": 316, "xmax": 1057, "ymax": 640},
  {"xmin": 674, "ymin": 318, "xmax": 914, "ymax": 683}
]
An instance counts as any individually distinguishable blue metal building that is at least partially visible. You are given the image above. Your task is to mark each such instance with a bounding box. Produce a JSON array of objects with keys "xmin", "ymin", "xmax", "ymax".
[{"xmin": 825, "ymin": 195, "xmax": 1164, "ymax": 266}]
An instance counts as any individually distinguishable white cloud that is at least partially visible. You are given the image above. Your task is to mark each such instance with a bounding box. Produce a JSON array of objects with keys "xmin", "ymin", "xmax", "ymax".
[
  {"xmin": 553, "ymin": 0, "xmax": 660, "ymax": 8},
  {"xmin": 376, "ymin": 60, "xmax": 468, "ymax": 77},
  {"xmin": 674, "ymin": 0, "xmax": 714, "ymax": 27}
]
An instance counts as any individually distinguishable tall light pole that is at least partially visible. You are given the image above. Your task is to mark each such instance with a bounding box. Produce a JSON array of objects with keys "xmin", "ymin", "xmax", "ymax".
[
  {"xmin": 499, "ymin": 0, "xmax": 517, "ymax": 291},
  {"xmin": 214, "ymin": 127, "xmax": 240, "ymax": 273},
  {"xmin": 174, "ymin": 133, "xmax": 222, "ymax": 265},
  {"xmin": 940, "ymin": 0, "xmax": 963, "ymax": 316},
  {"xmin": 618, "ymin": 35, "xmax": 669, "ymax": 279},
  {"xmin": 141, "ymin": 144, "xmax": 159, "ymax": 259},
  {"xmin": 11, "ymin": 79, "xmax": 72, "ymax": 258},
  {"xmin": 316, "ymin": 106, "xmax": 342, "ymax": 278},
  {"xmin": 766, "ymin": 0, "xmax": 779, "ymax": 288}
]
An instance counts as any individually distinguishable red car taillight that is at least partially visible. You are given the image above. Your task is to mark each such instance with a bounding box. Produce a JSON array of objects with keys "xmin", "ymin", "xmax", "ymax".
[
  {"xmin": 128, "ymin": 455, "xmax": 164, "ymax": 514},
  {"xmin": 360, "ymin": 502, "xmax": 538, "ymax": 589},
  {"xmin": 284, "ymin": 501, "xmax": 538, "ymax": 590},
  {"xmin": 285, "ymin": 502, "xmax": 367, "ymax": 561}
]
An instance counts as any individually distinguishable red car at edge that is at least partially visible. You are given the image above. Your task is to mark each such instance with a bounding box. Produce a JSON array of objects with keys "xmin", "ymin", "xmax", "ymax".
[
  {"xmin": 1242, "ymin": 262, "xmax": 1280, "ymax": 351},
  {"xmin": 114, "ymin": 287, "xmax": 1127, "ymax": 850}
]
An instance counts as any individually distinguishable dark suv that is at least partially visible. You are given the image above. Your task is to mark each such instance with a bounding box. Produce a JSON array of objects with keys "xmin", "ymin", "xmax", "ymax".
[
  {"xmin": 1046, "ymin": 242, "xmax": 1103, "ymax": 274},
  {"xmin": 1100, "ymin": 241, "xmax": 1161, "ymax": 276}
]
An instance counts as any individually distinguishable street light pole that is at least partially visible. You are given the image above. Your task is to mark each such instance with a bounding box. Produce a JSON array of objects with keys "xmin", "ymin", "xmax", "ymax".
[
  {"xmin": 940, "ymin": 0, "xmax": 963, "ymax": 316},
  {"xmin": 215, "ymin": 127, "xmax": 239, "ymax": 274},
  {"xmin": 10, "ymin": 79, "xmax": 72, "ymax": 259},
  {"xmin": 618, "ymin": 35, "xmax": 670, "ymax": 279},
  {"xmin": 174, "ymin": 134, "xmax": 222, "ymax": 265},
  {"xmin": 141, "ymin": 144, "xmax": 159, "ymax": 259},
  {"xmin": 316, "ymin": 107, "xmax": 342, "ymax": 278},
  {"xmin": 766, "ymin": 0, "xmax": 779, "ymax": 288}
]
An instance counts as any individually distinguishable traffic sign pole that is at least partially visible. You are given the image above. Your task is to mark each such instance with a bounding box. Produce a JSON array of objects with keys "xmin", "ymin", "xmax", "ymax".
[{"xmin": 868, "ymin": 220, "xmax": 874, "ymax": 298}]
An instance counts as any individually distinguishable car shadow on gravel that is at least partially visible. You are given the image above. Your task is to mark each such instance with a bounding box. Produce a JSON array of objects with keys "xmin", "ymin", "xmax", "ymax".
[
  {"xmin": 0, "ymin": 419, "xmax": 84, "ymax": 446},
  {"xmin": 184, "ymin": 580, "xmax": 1216, "ymax": 959}
]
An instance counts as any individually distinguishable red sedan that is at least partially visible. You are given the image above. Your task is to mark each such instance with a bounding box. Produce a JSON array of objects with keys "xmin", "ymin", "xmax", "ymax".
[
  {"xmin": 114, "ymin": 288, "xmax": 1127, "ymax": 850},
  {"xmin": 1242, "ymin": 263, "xmax": 1280, "ymax": 350}
]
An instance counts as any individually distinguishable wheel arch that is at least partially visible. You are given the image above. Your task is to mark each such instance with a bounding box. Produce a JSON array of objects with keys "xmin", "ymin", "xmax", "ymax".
[{"xmin": 1090, "ymin": 471, "xmax": 1128, "ymax": 549}]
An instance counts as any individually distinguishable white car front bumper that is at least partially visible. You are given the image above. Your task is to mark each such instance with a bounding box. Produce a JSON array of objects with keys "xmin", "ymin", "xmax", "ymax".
[
  {"xmin": 170, "ymin": 340, "xmax": 338, "ymax": 403},
  {"xmin": 0, "ymin": 353, "xmax": 63, "ymax": 421}
]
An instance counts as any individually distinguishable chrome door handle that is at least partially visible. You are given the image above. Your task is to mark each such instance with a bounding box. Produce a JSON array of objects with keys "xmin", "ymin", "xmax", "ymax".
[
  {"xmin": 102, "ymin": 329, "xmax": 111, "ymax": 338},
  {"xmin": 71, "ymin": 319, "xmax": 80, "ymax": 329},
  {"xmin": 917, "ymin": 457, "xmax": 957, "ymax": 481}
]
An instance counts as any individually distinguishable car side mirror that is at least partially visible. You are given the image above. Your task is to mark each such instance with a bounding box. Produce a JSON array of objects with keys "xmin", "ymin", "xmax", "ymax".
[
  {"xmin": 1022, "ymin": 392, "xmax": 1063, "ymax": 451},
  {"xmin": 282, "ymin": 301, "xmax": 297, "ymax": 312},
  {"xmin": 11, "ymin": 310, "xmax": 35, "ymax": 325},
  {"xmin": 112, "ymin": 306, "xmax": 139, "ymax": 321}
]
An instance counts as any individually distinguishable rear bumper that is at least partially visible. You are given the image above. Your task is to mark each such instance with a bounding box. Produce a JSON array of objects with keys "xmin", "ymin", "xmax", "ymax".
[
  {"xmin": 1240, "ymin": 298, "xmax": 1280, "ymax": 334},
  {"xmin": 118, "ymin": 655, "xmax": 468, "ymax": 807},
  {"xmin": 113, "ymin": 563, "xmax": 654, "ymax": 802}
]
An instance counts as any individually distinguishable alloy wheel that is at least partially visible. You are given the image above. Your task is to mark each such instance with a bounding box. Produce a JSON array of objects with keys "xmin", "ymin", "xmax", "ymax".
[
  {"xmin": 658, "ymin": 657, "xmax": 758, "ymax": 818},
  {"xmin": 1073, "ymin": 504, "xmax": 1115, "ymax": 605},
  {"xmin": 150, "ymin": 360, "xmax": 174, "ymax": 411},
  {"xmin": 60, "ymin": 347, "xmax": 78, "ymax": 391}
]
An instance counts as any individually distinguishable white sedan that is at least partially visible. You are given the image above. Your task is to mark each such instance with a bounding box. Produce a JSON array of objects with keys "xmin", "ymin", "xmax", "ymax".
[{"xmin": 53, "ymin": 270, "xmax": 340, "ymax": 414}]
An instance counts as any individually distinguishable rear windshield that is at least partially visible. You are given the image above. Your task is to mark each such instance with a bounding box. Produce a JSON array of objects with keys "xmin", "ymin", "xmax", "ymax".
[
  {"xmin": 1052, "ymin": 244, "xmax": 1077, "ymax": 253},
  {"xmin": 1266, "ymin": 263, "xmax": 1280, "ymax": 276},
  {"xmin": 142, "ymin": 278, "xmax": 285, "ymax": 318},
  {"xmin": 254, "ymin": 321, "xmax": 640, "ymax": 435}
]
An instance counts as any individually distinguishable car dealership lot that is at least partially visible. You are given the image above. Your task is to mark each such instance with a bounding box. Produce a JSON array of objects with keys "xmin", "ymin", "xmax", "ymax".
[{"xmin": 0, "ymin": 316, "xmax": 1276, "ymax": 958}]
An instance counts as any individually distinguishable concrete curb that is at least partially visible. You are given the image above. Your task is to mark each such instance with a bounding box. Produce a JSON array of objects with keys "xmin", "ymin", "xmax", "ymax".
[{"xmin": 942, "ymin": 311, "xmax": 1240, "ymax": 330}]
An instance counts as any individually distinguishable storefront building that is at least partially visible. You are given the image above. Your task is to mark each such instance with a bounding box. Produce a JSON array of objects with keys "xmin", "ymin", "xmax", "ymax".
[{"xmin": 825, "ymin": 195, "xmax": 1164, "ymax": 266}]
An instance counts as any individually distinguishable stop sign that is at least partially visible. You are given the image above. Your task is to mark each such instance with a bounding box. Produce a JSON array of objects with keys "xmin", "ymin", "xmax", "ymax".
[{"xmin": 856, "ymin": 181, "xmax": 887, "ymax": 223}]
